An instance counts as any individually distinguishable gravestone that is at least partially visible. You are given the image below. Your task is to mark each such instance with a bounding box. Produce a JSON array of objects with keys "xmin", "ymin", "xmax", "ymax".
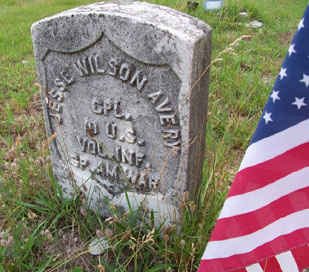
[{"xmin": 31, "ymin": 1, "xmax": 211, "ymax": 226}]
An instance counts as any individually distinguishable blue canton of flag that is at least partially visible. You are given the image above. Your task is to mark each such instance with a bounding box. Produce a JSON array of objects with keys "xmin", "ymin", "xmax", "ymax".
[{"xmin": 252, "ymin": 10, "xmax": 309, "ymax": 144}]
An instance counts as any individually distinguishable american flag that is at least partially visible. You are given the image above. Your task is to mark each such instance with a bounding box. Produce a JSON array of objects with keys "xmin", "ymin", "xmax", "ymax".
[{"xmin": 198, "ymin": 6, "xmax": 309, "ymax": 272}]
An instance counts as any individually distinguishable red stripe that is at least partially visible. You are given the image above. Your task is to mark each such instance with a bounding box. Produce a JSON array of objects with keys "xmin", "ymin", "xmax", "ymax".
[
  {"xmin": 228, "ymin": 143, "xmax": 309, "ymax": 197},
  {"xmin": 232, "ymin": 268, "xmax": 247, "ymax": 272},
  {"xmin": 259, "ymin": 256, "xmax": 282, "ymax": 272},
  {"xmin": 291, "ymin": 243, "xmax": 309, "ymax": 270},
  {"xmin": 198, "ymin": 228, "xmax": 309, "ymax": 272},
  {"xmin": 211, "ymin": 187, "xmax": 309, "ymax": 241}
]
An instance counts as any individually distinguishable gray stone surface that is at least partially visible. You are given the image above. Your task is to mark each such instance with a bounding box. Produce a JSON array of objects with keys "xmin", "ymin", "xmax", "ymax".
[{"xmin": 32, "ymin": 1, "xmax": 211, "ymax": 226}]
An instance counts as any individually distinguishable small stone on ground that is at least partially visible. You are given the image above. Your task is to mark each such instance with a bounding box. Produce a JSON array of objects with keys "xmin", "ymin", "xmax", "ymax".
[
  {"xmin": 246, "ymin": 20, "xmax": 263, "ymax": 28},
  {"xmin": 239, "ymin": 12, "xmax": 248, "ymax": 17},
  {"xmin": 89, "ymin": 237, "xmax": 109, "ymax": 255}
]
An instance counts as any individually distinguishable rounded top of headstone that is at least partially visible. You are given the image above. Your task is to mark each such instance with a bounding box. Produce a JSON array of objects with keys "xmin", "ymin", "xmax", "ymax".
[
  {"xmin": 31, "ymin": 1, "xmax": 211, "ymax": 69},
  {"xmin": 35, "ymin": 2, "xmax": 210, "ymax": 34},
  {"xmin": 71, "ymin": 2, "xmax": 209, "ymax": 37},
  {"xmin": 32, "ymin": 1, "xmax": 211, "ymax": 44}
]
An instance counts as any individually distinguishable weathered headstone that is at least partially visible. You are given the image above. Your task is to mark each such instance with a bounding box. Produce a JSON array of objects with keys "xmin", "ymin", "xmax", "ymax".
[{"xmin": 31, "ymin": 1, "xmax": 211, "ymax": 226}]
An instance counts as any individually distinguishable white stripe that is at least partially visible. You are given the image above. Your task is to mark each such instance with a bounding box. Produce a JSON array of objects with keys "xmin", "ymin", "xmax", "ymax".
[
  {"xmin": 239, "ymin": 119, "xmax": 309, "ymax": 171},
  {"xmin": 246, "ymin": 263, "xmax": 264, "ymax": 272},
  {"xmin": 219, "ymin": 167, "xmax": 309, "ymax": 219},
  {"xmin": 202, "ymin": 209, "xmax": 309, "ymax": 259},
  {"xmin": 276, "ymin": 251, "xmax": 299, "ymax": 272}
]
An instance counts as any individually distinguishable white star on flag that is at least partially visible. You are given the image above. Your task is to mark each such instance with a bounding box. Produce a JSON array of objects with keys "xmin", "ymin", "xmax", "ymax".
[
  {"xmin": 270, "ymin": 90, "xmax": 280, "ymax": 103},
  {"xmin": 292, "ymin": 97, "xmax": 307, "ymax": 109},
  {"xmin": 263, "ymin": 111, "xmax": 272, "ymax": 124},
  {"xmin": 288, "ymin": 44, "xmax": 296, "ymax": 56},
  {"xmin": 279, "ymin": 67, "xmax": 287, "ymax": 80},
  {"xmin": 299, "ymin": 74, "xmax": 309, "ymax": 87},
  {"xmin": 298, "ymin": 18, "xmax": 305, "ymax": 31}
]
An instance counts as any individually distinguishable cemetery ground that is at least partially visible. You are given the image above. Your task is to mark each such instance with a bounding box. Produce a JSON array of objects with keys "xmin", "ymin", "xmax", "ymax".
[{"xmin": 0, "ymin": 0, "xmax": 306, "ymax": 271}]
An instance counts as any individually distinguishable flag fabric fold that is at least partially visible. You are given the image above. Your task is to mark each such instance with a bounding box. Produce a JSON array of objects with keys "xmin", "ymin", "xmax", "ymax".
[{"xmin": 199, "ymin": 6, "xmax": 309, "ymax": 272}]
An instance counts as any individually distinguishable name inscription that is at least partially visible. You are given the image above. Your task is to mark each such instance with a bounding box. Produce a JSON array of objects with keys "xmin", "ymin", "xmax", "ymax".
[{"xmin": 73, "ymin": 56, "xmax": 148, "ymax": 91}]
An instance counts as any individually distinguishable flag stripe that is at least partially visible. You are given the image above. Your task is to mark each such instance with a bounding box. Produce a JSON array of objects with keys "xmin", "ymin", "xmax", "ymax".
[
  {"xmin": 235, "ymin": 269, "xmax": 247, "ymax": 272},
  {"xmin": 276, "ymin": 251, "xmax": 299, "ymax": 272},
  {"xmin": 246, "ymin": 264, "xmax": 264, "ymax": 272},
  {"xmin": 219, "ymin": 167, "xmax": 309, "ymax": 219},
  {"xmin": 239, "ymin": 118, "xmax": 309, "ymax": 171},
  {"xmin": 211, "ymin": 187, "xmax": 309, "ymax": 241},
  {"xmin": 228, "ymin": 142, "xmax": 309, "ymax": 197},
  {"xmin": 291, "ymin": 243, "xmax": 309, "ymax": 270},
  {"xmin": 259, "ymin": 256, "xmax": 282, "ymax": 272},
  {"xmin": 199, "ymin": 228, "xmax": 309, "ymax": 272},
  {"xmin": 245, "ymin": 263, "xmax": 264, "ymax": 272},
  {"xmin": 203, "ymin": 209, "xmax": 309, "ymax": 259}
]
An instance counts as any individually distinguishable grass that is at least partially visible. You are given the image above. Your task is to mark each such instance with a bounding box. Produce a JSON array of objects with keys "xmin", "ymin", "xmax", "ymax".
[{"xmin": 0, "ymin": 0, "xmax": 307, "ymax": 271}]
